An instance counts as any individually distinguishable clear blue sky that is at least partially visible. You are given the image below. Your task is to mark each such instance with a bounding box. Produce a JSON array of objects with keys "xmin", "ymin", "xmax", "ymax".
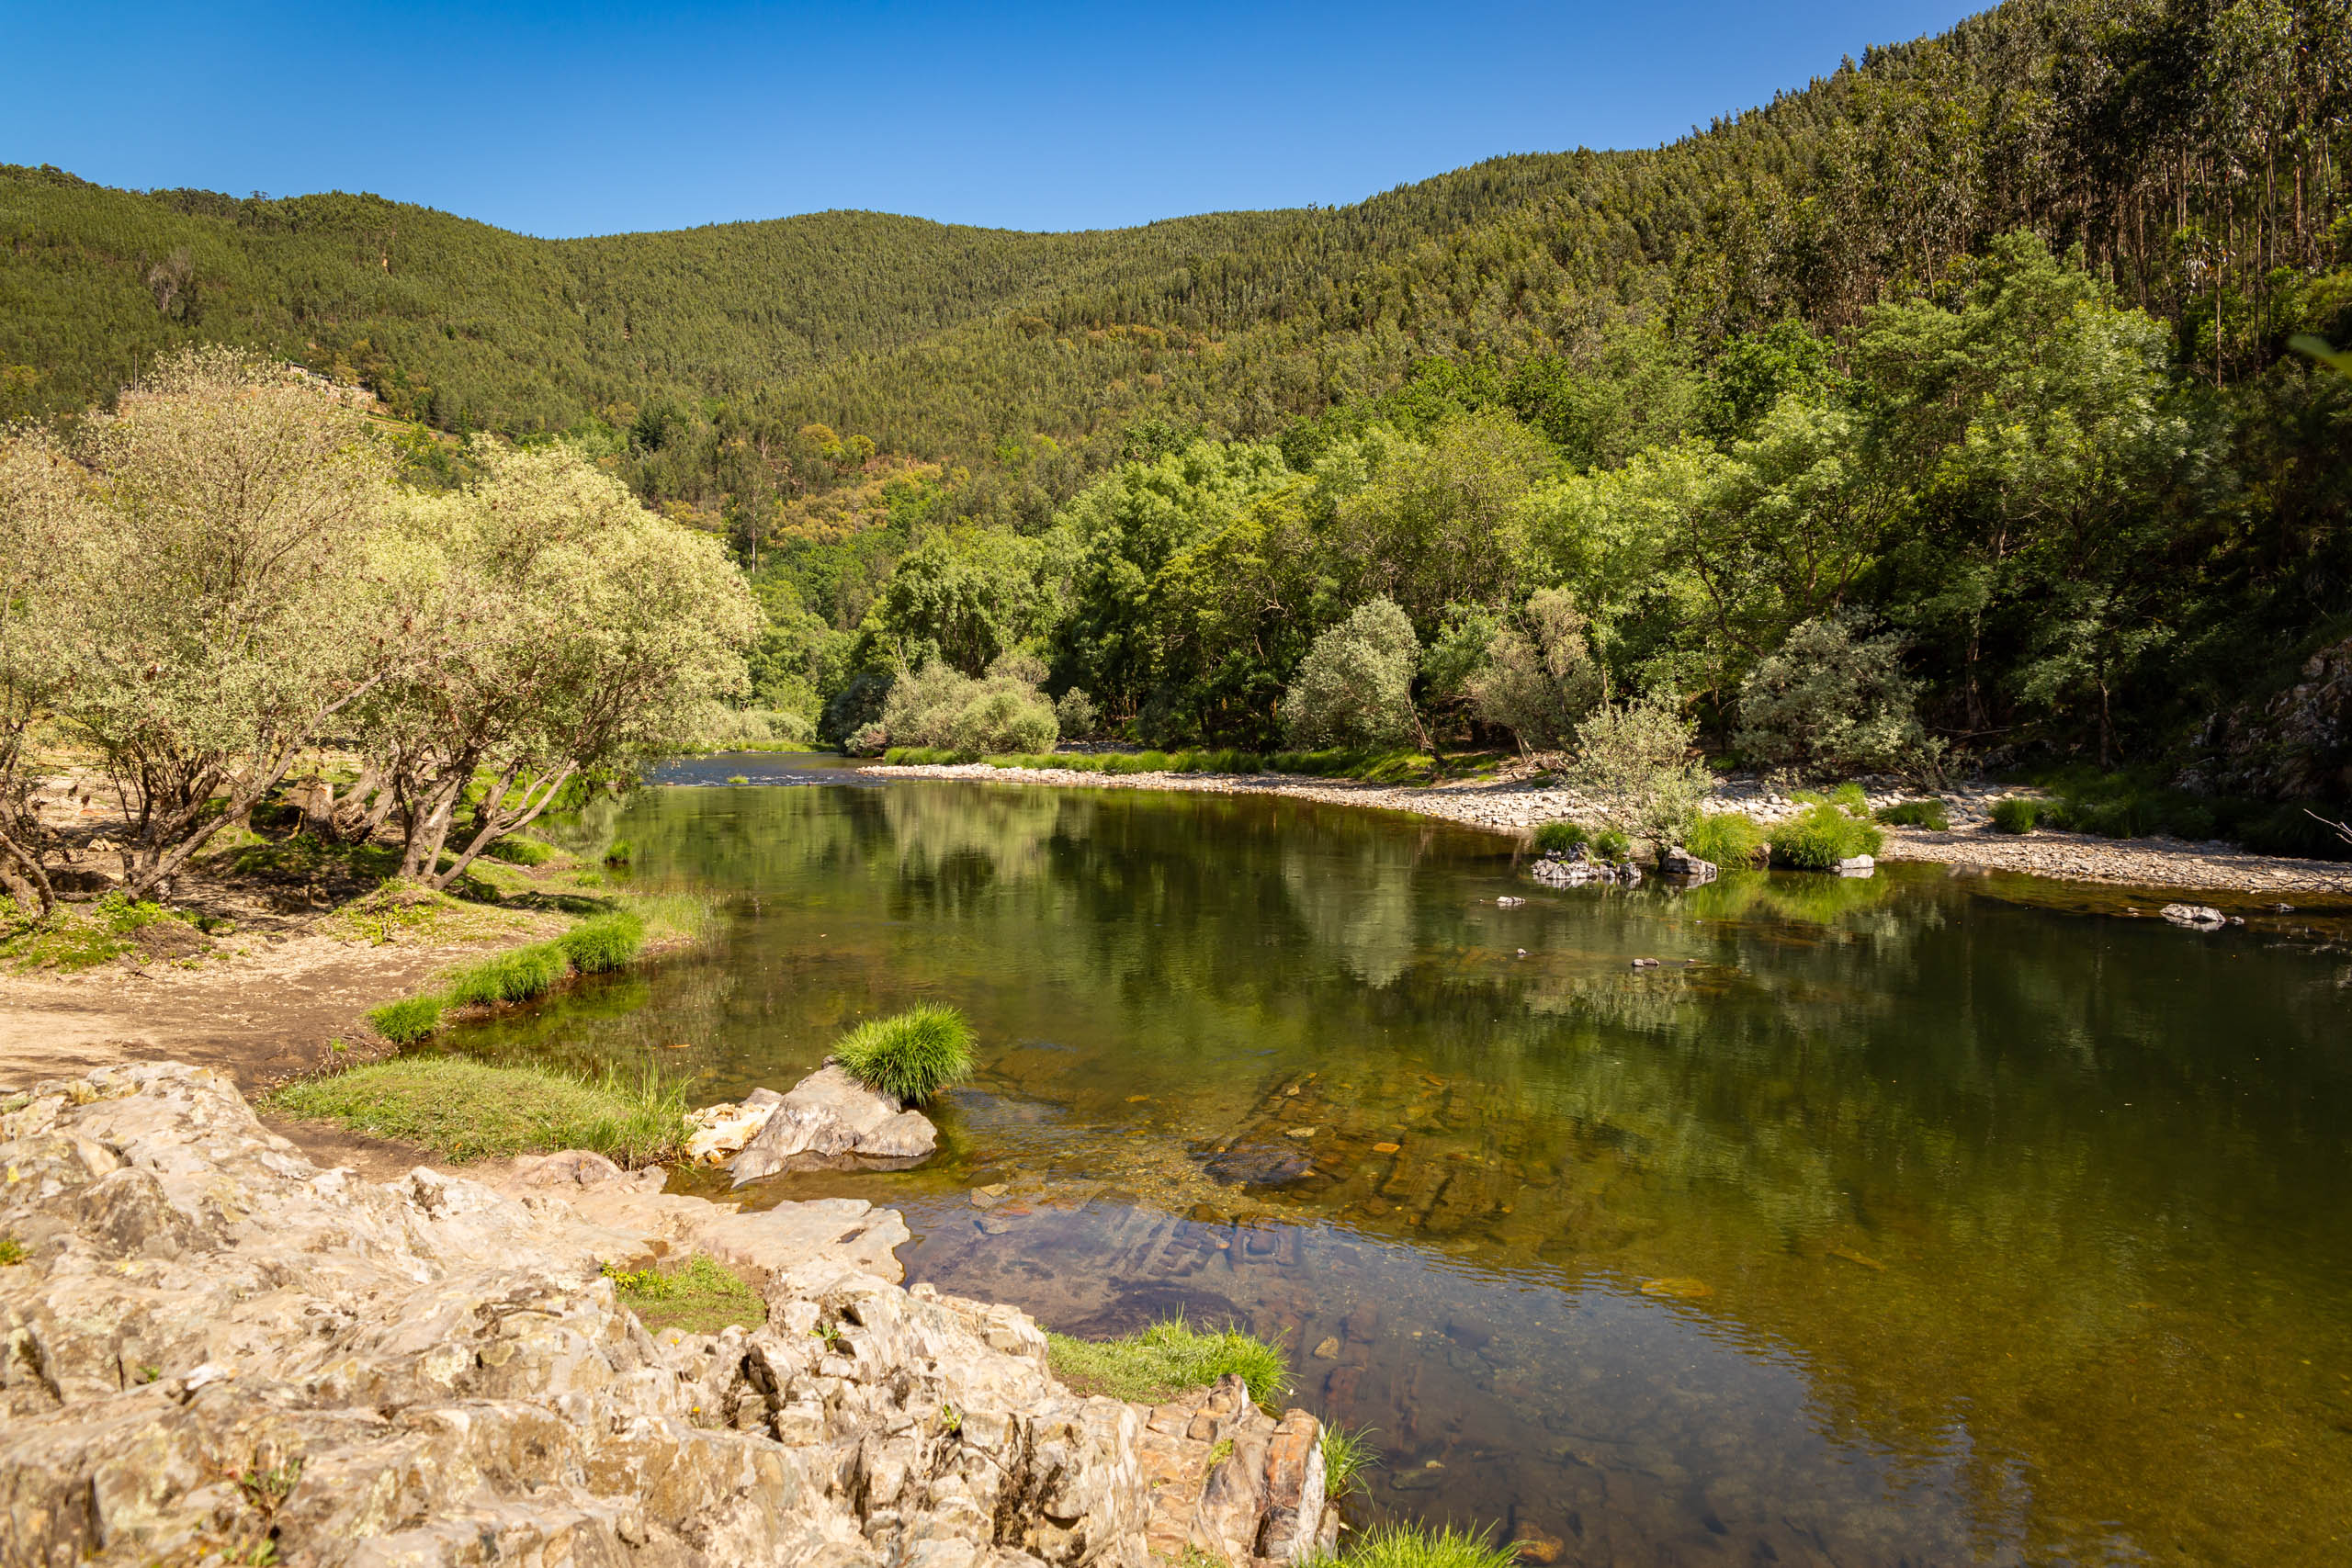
[{"xmin": 2, "ymin": 1, "xmax": 1984, "ymax": 238}]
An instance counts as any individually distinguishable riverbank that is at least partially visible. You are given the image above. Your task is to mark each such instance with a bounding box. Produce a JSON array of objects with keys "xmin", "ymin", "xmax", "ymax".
[{"xmin": 865, "ymin": 760, "xmax": 2352, "ymax": 898}]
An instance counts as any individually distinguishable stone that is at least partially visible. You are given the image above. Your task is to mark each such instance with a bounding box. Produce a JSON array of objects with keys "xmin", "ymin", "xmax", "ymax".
[
  {"xmin": 1836, "ymin": 854, "xmax": 1876, "ymax": 876},
  {"xmin": 1311, "ymin": 1337, "xmax": 1340, "ymax": 1360},
  {"xmin": 1659, "ymin": 847, "xmax": 1717, "ymax": 885},
  {"xmin": 2162, "ymin": 902, "xmax": 2228, "ymax": 929},
  {"xmin": 1495, "ymin": 896, "xmax": 1525, "ymax": 907},
  {"xmin": 1132, "ymin": 1377, "xmax": 1335, "ymax": 1567},
  {"xmin": 684, "ymin": 1098, "xmax": 780, "ymax": 1167},
  {"xmin": 1512, "ymin": 1526, "xmax": 1566, "ymax": 1564},
  {"xmin": 729, "ymin": 1063, "xmax": 939, "ymax": 1185}
]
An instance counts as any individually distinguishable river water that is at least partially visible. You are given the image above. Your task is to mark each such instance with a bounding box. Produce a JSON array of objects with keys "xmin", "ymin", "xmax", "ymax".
[{"xmin": 452, "ymin": 754, "xmax": 2352, "ymax": 1566}]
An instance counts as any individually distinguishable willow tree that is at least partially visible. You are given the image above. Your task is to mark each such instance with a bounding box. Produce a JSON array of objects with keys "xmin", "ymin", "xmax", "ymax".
[
  {"xmin": 377, "ymin": 443, "xmax": 759, "ymax": 889},
  {"xmin": 0, "ymin": 430, "xmax": 82, "ymax": 914},
  {"xmin": 21, "ymin": 349, "xmax": 427, "ymax": 901}
]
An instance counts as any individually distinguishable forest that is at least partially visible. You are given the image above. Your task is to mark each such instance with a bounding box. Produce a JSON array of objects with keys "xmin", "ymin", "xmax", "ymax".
[{"xmin": 4, "ymin": 0, "xmax": 2350, "ymax": 846}]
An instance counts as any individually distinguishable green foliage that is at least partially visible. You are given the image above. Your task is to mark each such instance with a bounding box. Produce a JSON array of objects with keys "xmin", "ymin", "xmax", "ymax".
[
  {"xmin": 831, "ymin": 1004, "xmax": 976, "ymax": 1104},
  {"xmin": 881, "ymin": 745, "xmax": 1432, "ymax": 784},
  {"xmin": 1312, "ymin": 1524, "xmax": 1521, "ymax": 1568},
  {"xmin": 0, "ymin": 1235, "xmax": 23, "ymax": 1267},
  {"xmin": 263, "ymin": 1057, "xmax": 688, "ymax": 1164},
  {"xmin": 368, "ymin": 995, "xmax": 446, "ymax": 1045},
  {"xmin": 1565, "ymin": 691, "xmax": 1713, "ymax": 856},
  {"xmin": 1462, "ymin": 589, "xmax": 1602, "ymax": 751},
  {"xmin": 1991, "ymin": 797, "xmax": 2041, "ymax": 834},
  {"xmin": 878, "ymin": 657, "xmax": 1058, "ymax": 754},
  {"xmin": 445, "ymin": 942, "xmax": 571, "ymax": 1007},
  {"xmin": 1876, "ymin": 798, "xmax": 1951, "ymax": 830},
  {"xmin": 1736, "ymin": 618, "xmax": 1936, "ymax": 778},
  {"xmin": 603, "ymin": 840, "xmax": 634, "ymax": 865},
  {"xmin": 480, "ymin": 836, "xmax": 560, "ymax": 866},
  {"xmin": 1318, "ymin": 1424, "xmax": 1378, "ymax": 1497},
  {"xmin": 1046, "ymin": 1317, "xmax": 1289, "ymax": 1408},
  {"xmin": 1683, "ymin": 811, "xmax": 1767, "ymax": 868},
  {"xmin": 1769, "ymin": 803, "xmax": 1885, "ymax": 870},
  {"xmin": 604, "ymin": 1254, "xmax": 765, "ymax": 1336},
  {"xmin": 558, "ymin": 910, "xmax": 645, "ymax": 975},
  {"xmin": 1531, "ymin": 820, "xmax": 1588, "ymax": 855},
  {"xmin": 1283, "ymin": 597, "xmax": 1421, "ymax": 750}
]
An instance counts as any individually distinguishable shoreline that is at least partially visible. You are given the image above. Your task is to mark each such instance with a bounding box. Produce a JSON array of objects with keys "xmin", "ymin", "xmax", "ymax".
[{"xmin": 862, "ymin": 760, "xmax": 2352, "ymax": 901}]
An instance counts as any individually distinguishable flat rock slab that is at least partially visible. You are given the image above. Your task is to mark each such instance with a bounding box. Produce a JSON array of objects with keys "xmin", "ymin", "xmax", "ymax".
[{"xmin": 729, "ymin": 1063, "xmax": 938, "ymax": 1185}]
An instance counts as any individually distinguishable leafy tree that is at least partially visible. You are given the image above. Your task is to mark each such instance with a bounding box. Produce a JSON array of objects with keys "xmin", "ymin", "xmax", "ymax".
[
  {"xmin": 1566, "ymin": 691, "xmax": 1714, "ymax": 859},
  {"xmin": 1735, "ymin": 617, "xmax": 1939, "ymax": 778},
  {"xmin": 1329, "ymin": 411, "xmax": 1554, "ymax": 635},
  {"xmin": 1282, "ymin": 597, "xmax": 1422, "ymax": 750},
  {"xmin": 1464, "ymin": 589, "xmax": 1605, "ymax": 752}
]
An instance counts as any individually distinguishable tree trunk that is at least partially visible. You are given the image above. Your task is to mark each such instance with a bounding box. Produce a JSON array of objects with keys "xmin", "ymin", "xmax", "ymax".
[{"xmin": 429, "ymin": 762, "xmax": 578, "ymax": 892}]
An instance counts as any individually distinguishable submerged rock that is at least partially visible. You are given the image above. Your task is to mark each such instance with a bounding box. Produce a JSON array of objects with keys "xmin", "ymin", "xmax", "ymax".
[
  {"xmin": 0, "ymin": 1062, "xmax": 1335, "ymax": 1568},
  {"xmin": 1201, "ymin": 1142, "xmax": 1313, "ymax": 1190},
  {"xmin": 2162, "ymin": 902, "xmax": 2228, "ymax": 929},
  {"xmin": 729, "ymin": 1063, "xmax": 938, "ymax": 1185},
  {"xmin": 1659, "ymin": 848, "xmax": 1718, "ymax": 885}
]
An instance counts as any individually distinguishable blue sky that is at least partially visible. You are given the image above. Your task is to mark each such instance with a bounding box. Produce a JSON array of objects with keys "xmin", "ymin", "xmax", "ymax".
[{"xmin": 2, "ymin": 2, "xmax": 1984, "ymax": 238}]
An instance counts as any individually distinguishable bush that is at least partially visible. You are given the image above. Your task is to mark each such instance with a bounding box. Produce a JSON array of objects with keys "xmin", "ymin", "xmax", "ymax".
[
  {"xmin": 1876, "ymin": 798, "xmax": 1951, "ymax": 829},
  {"xmin": 819, "ymin": 671, "xmax": 892, "ymax": 748},
  {"xmin": 1769, "ymin": 803, "xmax": 1883, "ymax": 869},
  {"xmin": 1464, "ymin": 589, "xmax": 1602, "ymax": 750},
  {"xmin": 480, "ymin": 835, "xmax": 559, "ymax": 866},
  {"xmin": 559, "ymin": 910, "xmax": 645, "ymax": 975},
  {"xmin": 368, "ymin": 994, "xmax": 445, "ymax": 1044},
  {"xmin": 879, "ymin": 659, "xmax": 1058, "ymax": 754},
  {"xmin": 1046, "ymin": 1317, "xmax": 1290, "ymax": 1408},
  {"xmin": 1283, "ymin": 596, "xmax": 1421, "ymax": 750},
  {"xmin": 603, "ymin": 839, "xmax": 634, "ymax": 865},
  {"xmin": 1990, "ymin": 796, "xmax": 2040, "ymax": 833},
  {"xmin": 1565, "ymin": 690, "xmax": 1713, "ymax": 856},
  {"xmin": 832, "ymin": 1003, "xmax": 977, "ymax": 1104},
  {"xmin": 1735, "ymin": 616, "xmax": 1939, "ymax": 776},
  {"xmin": 445, "ymin": 942, "xmax": 570, "ymax": 1007},
  {"xmin": 1592, "ymin": 828, "xmax": 1633, "ymax": 863},
  {"xmin": 1055, "ymin": 687, "xmax": 1101, "ymax": 740},
  {"xmin": 1683, "ymin": 811, "xmax": 1766, "ymax": 867},
  {"xmin": 1326, "ymin": 1525, "xmax": 1521, "ymax": 1568},
  {"xmin": 1531, "ymin": 819, "xmax": 1588, "ymax": 855},
  {"xmin": 264, "ymin": 1057, "xmax": 689, "ymax": 1164}
]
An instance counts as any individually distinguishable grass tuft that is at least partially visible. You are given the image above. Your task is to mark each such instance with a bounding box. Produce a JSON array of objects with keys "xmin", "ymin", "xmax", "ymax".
[
  {"xmin": 558, "ymin": 910, "xmax": 645, "ymax": 975},
  {"xmin": 368, "ymin": 994, "xmax": 446, "ymax": 1044},
  {"xmin": 1682, "ymin": 811, "xmax": 1766, "ymax": 867},
  {"xmin": 264, "ymin": 1056, "xmax": 688, "ymax": 1165},
  {"xmin": 1046, "ymin": 1316, "xmax": 1290, "ymax": 1408},
  {"xmin": 1311, "ymin": 1524, "xmax": 1521, "ymax": 1568},
  {"xmin": 1319, "ymin": 1423, "xmax": 1378, "ymax": 1496},
  {"xmin": 1990, "ymin": 796, "xmax": 2040, "ymax": 834},
  {"xmin": 1530, "ymin": 820, "xmax": 1587, "ymax": 856},
  {"xmin": 604, "ymin": 1254, "xmax": 765, "ymax": 1335},
  {"xmin": 1768, "ymin": 802, "xmax": 1883, "ymax": 870},
  {"xmin": 480, "ymin": 835, "xmax": 560, "ymax": 866},
  {"xmin": 445, "ymin": 942, "xmax": 570, "ymax": 1007},
  {"xmin": 831, "ymin": 1003, "xmax": 977, "ymax": 1104},
  {"xmin": 1875, "ymin": 797, "xmax": 1951, "ymax": 830}
]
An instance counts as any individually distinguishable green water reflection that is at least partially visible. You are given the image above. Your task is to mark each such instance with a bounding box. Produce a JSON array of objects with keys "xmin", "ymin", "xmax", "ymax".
[{"xmin": 449, "ymin": 758, "xmax": 2352, "ymax": 1566}]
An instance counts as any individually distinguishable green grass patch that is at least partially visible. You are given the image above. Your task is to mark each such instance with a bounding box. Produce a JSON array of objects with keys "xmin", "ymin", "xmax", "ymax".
[
  {"xmin": 1875, "ymin": 798, "xmax": 1951, "ymax": 830},
  {"xmin": 479, "ymin": 835, "xmax": 560, "ymax": 866},
  {"xmin": 604, "ymin": 1254, "xmax": 765, "ymax": 1335},
  {"xmin": 832, "ymin": 1003, "xmax": 976, "ymax": 1104},
  {"xmin": 622, "ymin": 892, "xmax": 714, "ymax": 946},
  {"xmin": 1990, "ymin": 796, "xmax": 2040, "ymax": 834},
  {"xmin": 1768, "ymin": 803, "xmax": 1883, "ymax": 870},
  {"xmin": 1531, "ymin": 819, "xmax": 1587, "ymax": 855},
  {"xmin": 0, "ymin": 1235, "xmax": 24, "ymax": 1267},
  {"xmin": 1682, "ymin": 811, "xmax": 1767, "ymax": 867},
  {"xmin": 558, "ymin": 910, "xmax": 645, "ymax": 975},
  {"xmin": 0, "ymin": 893, "xmax": 203, "ymax": 973},
  {"xmin": 445, "ymin": 942, "xmax": 570, "ymax": 1007},
  {"xmin": 225, "ymin": 833, "xmax": 404, "ymax": 884},
  {"xmin": 1046, "ymin": 1317, "xmax": 1290, "ymax": 1408},
  {"xmin": 1313, "ymin": 1524, "xmax": 1520, "ymax": 1568},
  {"xmin": 1592, "ymin": 828, "xmax": 1633, "ymax": 863},
  {"xmin": 368, "ymin": 995, "xmax": 446, "ymax": 1044},
  {"xmin": 264, "ymin": 1056, "xmax": 688, "ymax": 1164},
  {"xmin": 603, "ymin": 839, "xmax": 635, "ymax": 866},
  {"xmin": 1319, "ymin": 1423, "xmax": 1378, "ymax": 1496}
]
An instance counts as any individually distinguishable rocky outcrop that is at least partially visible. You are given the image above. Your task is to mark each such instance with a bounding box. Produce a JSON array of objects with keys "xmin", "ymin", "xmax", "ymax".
[
  {"xmin": 0, "ymin": 1064, "xmax": 1331, "ymax": 1568},
  {"xmin": 729, "ymin": 1066, "xmax": 938, "ymax": 1187},
  {"xmin": 2190, "ymin": 635, "xmax": 2352, "ymax": 802},
  {"xmin": 1134, "ymin": 1377, "xmax": 1332, "ymax": 1565}
]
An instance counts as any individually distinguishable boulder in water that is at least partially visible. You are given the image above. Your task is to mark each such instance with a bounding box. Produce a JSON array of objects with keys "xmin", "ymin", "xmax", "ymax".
[{"xmin": 729, "ymin": 1065, "xmax": 937, "ymax": 1185}]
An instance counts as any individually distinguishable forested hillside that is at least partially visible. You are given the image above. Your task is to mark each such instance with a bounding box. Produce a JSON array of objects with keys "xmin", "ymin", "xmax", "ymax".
[{"xmin": 6, "ymin": 0, "xmax": 2352, "ymax": 829}]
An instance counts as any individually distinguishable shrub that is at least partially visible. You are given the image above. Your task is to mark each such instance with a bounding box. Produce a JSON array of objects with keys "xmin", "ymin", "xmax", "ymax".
[
  {"xmin": 1990, "ymin": 796, "xmax": 2039, "ymax": 833},
  {"xmin": 1327, "ymin": 1525, "xmax": 1521, "ymax": 1568},
  {"xmin": 1735, "ymin": 616, "xmax": 1939, "ymax": 776},
  {"xmin": 559, "ymin": 910, "xmax": 645, "ymax": 975},
  {"xmin": 832, "ymin": 1003, "xmax": 976, "ymax": 1104},
  {"xmin": 445, "ymin": 942, "xmax": 569, "ymax": 1007},
  {"xmin": 1283, "ymin": 596, "xmax": 1421, "ymax": 750},
  {"xmin": 818, "ymin": 671, "xmax": 892, "ymax": 748},
  {"xmin": 879, "ymin": 659, "xmax": 1058, "ymax": 755},
  {"xmin": 368, "ymin": 994, "xmax": 445, "ymax": 1044},
  {"xmin": 1682, "ymin": 811, "xmax": 1766, "ymax": 867},
  {"xmin": 1055, "ymin": 687, "xmax": 1101, "ymax": 740},
  {"xmin": 1565, "ymin": 689, "xmax": 1713, "ymax": 856},
  {"xmin": 1464, "ymin": 589, "xmax": 1602, "ymax": 750},
  {"xmin": 480, "ymin": 836, "xmax": 559, "ymax": 866},
  {"xmin": 1531, "ymin": 819, "xmax": 1588, "ymax": 855},
  {"xmin": 1592, "ymin": 828, "xmax": 1633, "ymax": 863},
  {"xmin": 264, "ymin": 1057, "xmax": 689, "ymax": 1164},
  {"xmin": 1046, "ymin": 1317, "xmax": 1290, "ymax": 1408},
  {"xmin": 1876, "ymin": 798, "xmax": 1951, "ymax": 829},
  {"xmin": 1769, "ymin": 803, "xmax": 1883, "ymax": 869}
]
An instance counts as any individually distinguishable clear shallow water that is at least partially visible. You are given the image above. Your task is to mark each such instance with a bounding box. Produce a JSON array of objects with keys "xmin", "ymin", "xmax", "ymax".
[{"xmin": 457, "ymin": 755, "xmax": 2352, "ymax": 1566}]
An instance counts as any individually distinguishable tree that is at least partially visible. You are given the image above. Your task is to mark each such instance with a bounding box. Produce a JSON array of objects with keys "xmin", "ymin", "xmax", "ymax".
[
  {"xmin": 1735, "ymin": 617, "xmax": 1939, "ymax": 778},
  {"xmin": 1329, "ymin": 411, "xmax": 1553, "ymax": 635},
  {"xmin": 876, "ymin": 654, "xmax": 1057, "ymax": 754},
  {"xmin": 1465, "ymin": 589, "xmax": 1604, "ymax": 752},
  {"xmin": 0, "ymin": 429, "xmax": 81, "ymax": 914},
  {"xmin": 1566, "ymin": 690, "xmax": 1713, "ymax": 859},
  {"xmin": 1283, "ymin": 597, "xmax": 1422, "ymax": 750}
]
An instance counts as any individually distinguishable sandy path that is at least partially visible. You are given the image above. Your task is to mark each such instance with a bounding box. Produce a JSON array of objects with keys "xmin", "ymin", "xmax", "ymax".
[{"xmin": 866, "ymin": 761, "xmax": 2352, "ymax": 900}]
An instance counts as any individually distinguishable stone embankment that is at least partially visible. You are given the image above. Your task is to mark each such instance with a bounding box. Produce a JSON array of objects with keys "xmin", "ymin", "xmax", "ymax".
[
  {"xmin": 867, "ymin": 763, "xmax": 2352, "ymax": 898},
  {"xmin": 0, "ymin": 1064, "xmax": 1339, "ymax": 1568}
]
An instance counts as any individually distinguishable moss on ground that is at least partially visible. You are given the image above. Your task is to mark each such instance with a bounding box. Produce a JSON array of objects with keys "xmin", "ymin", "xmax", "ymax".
[
  {"xmin": 605, "ymin": 1255, "xmax": 765, "ymax": 1336},
  {"xmin": 262, "ymin": 1056, "xmax": 687, "ymax": 1165},
  {"xmin": 1046, "ymin": 1318, "xmax": 1289, "ymax": 1408},
  {"xmin": 0, "ymin": 894, "xmax": 211, "ymax": 974}
]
